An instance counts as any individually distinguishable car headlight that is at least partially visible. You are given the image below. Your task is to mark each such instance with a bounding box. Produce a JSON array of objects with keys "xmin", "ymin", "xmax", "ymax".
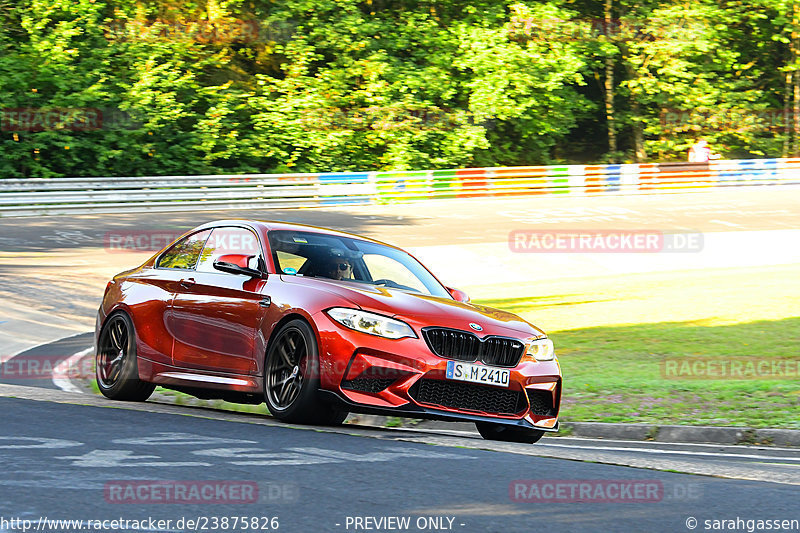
[
  {"xmin": 326, "ymin": 308, "xmax": 417, "ymax": 339},
  {"xmin": 525, "ymin": 337, "xmax": 555, "ymax": 361}
]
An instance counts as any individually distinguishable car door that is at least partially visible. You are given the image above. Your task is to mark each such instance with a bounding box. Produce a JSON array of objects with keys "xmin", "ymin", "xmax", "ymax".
[
  {"xmin": 168, "ymin": 226, "xmax": 269, "ymax": 375},
  {"xmin": 146, "ymin": 229, "xmax": 213, "ymax": 364}
]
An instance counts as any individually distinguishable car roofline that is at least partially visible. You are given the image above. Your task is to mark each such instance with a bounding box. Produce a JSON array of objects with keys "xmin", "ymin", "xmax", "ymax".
[
  {"xmin": 165, "ymin": 219, "xmax": 454, "ymax": 297},
  {"xmin": 196, "ymin": 219, "xmax": 403, "ymax": 251}
]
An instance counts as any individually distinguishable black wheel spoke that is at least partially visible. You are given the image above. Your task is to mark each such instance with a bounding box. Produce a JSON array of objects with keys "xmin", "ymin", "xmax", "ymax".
[
  {"xmin": 98, "ymin": 318, "xmax": 128, "ymax": 388},
  {"xmin": 278, "ymin": 379, "xmax": 292, "ymax": 404},
  {"xmin": 109, "ymin": 362, "xmax": 121, "ymax": 383},
  {"xmin": 109, "ymin": 326, "xmax": 120, "ymax": 351},
  {"xmin": 116, "ymin": 322, "xmax": 124, "ymax": 347},
  {"xmin": 285, "ymin": 334, "xmax": 296, "ymax": 351},
  {"xmin": 98, "ymin": 353, "xmax": 108, "ymax": 380},
  {"xmin": 109, "ymin": 353, "xmax": 123, "ymax": 379},
  {"xmin": 267, "ymin": 326, "xmax": 311, "ymax": 410},
  {"xmin": 293, "ymin": 338, "xmax": 305, "ymax": 361},
  {"xmin": 114, "ymin": 322, "xmax": 123, "ymax": 345},
  {"xmin": 274, "ymin": 374, "xmax": 292, "ymax": 388},
  {"xmin": 284, "ymin": 380, "xmax": 298, "ymax": 404},
  {"xmin": 278, "ymin": 342, "xmax": 293, "ymax": 367}
]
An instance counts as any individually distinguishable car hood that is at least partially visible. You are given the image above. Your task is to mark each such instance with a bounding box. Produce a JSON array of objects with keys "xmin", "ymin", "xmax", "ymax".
[{"xmin": 282, "ymin": 276, "xmax": 544, "ymax": 339}]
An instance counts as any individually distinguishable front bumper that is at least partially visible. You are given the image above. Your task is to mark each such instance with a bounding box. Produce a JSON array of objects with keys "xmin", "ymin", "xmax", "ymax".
[
  {"xmin": 318, "ymin": 390, "xmax": 560, "ymax": 432},
  {"xmin": 314, "ymin": 311, "xmax": 561, "ymax": 431}
]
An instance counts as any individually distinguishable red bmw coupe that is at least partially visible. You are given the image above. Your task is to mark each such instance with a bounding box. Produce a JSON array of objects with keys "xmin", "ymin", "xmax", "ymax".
[{"xmin": 95, "ymin": 220, "xmax": 561, "ymax": 443}]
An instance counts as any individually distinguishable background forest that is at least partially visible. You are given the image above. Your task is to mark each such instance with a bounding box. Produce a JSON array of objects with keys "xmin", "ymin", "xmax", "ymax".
[{"xmin": 1, "ymin": 0, "xmax": 799, "ymax": 177}]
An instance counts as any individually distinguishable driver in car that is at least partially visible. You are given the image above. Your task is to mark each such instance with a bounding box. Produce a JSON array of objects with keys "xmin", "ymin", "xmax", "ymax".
[{"xmin": 326, "ymin": 258, "xmax": 353, "ymax": 280}]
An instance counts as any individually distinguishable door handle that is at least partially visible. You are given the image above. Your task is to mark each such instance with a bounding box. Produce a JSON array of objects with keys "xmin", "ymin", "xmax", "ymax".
[
  {"xmin": 179, "ymin": 278, "xmax": 196, "ymax": 289},
  {"xmin": 259, "ymin": 296, "xmax": 272, "ymax": 307}
]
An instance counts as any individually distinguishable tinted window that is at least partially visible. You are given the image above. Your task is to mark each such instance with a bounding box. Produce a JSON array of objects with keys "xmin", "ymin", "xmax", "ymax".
[
  {"xmin": 275, "ymin": 250, "xmax": 306, "ymax": 274},
  {"xmin": 362, "ymin": 253, "xmax": 428, "ymax": 293},
  {"xmin": 157, "ymin": 230, "xmax": 212, "ymax": 270},
  {"xmin": 268, "ymin": 230, "xmax": 450, "ymax": 298},
  {"xmin": 196, "ymin": 227, "xmax": 263, "ymax": 273}
]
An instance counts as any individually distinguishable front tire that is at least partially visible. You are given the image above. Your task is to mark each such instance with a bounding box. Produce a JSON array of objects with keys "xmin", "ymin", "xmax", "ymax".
[
  {"xmin": 475, "ymin": 421, "xmax": 545, "ymax": 444},
  {"xmin": 96, "ymin": 312, "xmax": 155, "ymax": 402},
  {"xmin": 264, "ymin": 319, "xmax": 347, "ymax": 425}
]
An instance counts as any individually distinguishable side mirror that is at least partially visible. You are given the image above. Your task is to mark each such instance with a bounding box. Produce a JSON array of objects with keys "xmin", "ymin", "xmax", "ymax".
[
  {"xmin": 213, "ymin": 254, "xmax": 265, "ymax": 278},
  {"xmin": 446, "ymin": 286, "xmax": 470, "ymax": 303}
]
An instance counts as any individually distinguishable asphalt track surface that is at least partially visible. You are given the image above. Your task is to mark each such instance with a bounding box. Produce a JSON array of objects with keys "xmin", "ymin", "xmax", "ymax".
[
  {"xmin": 0, "ymin": 333, "xmax": 94, "ymax": 390},
  {"xmin": 1, "ymin": 185, "xmax": 800, "ymax": 253},
  {"xmin": 3, "ymin": 336, "xmax": 800, "ymax": 487},
  {"xmin": 1, "ymin": 391, "xmax": 799, "ymax": 533},
  {"xmin": 1, "ymin": 186, "xmax": 799, "ymax": 532}
]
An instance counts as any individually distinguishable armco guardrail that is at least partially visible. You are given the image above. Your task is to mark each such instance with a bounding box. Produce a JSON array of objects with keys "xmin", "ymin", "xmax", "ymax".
[{"xmin": 1, "ymin": 158, "xmax": 799, "ymax": 216}]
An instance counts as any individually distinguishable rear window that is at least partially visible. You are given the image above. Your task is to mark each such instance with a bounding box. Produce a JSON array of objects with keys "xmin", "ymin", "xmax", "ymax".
[{"xmin": 157, "ymin": 230, "xmax": 212, "ymax": 270}]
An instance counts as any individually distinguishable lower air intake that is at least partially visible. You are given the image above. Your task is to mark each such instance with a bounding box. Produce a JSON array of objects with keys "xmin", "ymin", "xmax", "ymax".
[
  {"xmin": 410, "ymin": 379, "xmax": 524, "ymax": 415},
  {"xmin": 341, "ymin": 378, "xmax": 395, "ymax": 394},
  {"xmin": 526, "ymin": 389, "xmax": 556, "ymax": 416}
]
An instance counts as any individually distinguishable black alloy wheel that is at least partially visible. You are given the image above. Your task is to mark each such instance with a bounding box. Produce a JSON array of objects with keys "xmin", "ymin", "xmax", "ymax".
[
  {"xmin": 96, "ymin": 312, "xmax": 155, "ymax": 401},
  {"xmin": 264, "ymin": 319, "xmax": 348, "ymax": 425}
]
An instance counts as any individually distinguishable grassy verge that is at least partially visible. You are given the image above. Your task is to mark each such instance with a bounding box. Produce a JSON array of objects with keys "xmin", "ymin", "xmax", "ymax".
[
  {"xmin": 151, "ymin": 388, "xmax": 268, "ymax": 414},
  {"xmin": 473, "ymin": 264, "xmax": 800, "ymax": 429}
]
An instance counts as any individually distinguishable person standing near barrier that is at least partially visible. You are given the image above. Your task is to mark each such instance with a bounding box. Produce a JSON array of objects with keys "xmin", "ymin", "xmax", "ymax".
[{"xmin": 688, "ymin": 139, "xmax": 721, "ymax": 162}]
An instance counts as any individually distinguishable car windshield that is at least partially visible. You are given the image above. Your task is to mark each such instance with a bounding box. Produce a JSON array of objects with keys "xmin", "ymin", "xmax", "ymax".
[{"xmin": 268, "ymin": 230, "xmax": 450, "ymax": 298}]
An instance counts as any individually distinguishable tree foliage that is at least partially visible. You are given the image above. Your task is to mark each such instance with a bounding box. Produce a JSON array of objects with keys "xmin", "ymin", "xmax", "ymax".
[{"xmin": 0, "ymin": 0, "xmax": 795, "ymax": 177}]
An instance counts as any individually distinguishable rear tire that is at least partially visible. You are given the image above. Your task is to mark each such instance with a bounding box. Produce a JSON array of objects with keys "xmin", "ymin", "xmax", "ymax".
[
  {"xmin": 475, "ymin": 421, "xmax": 545, "ymax": 444},
  {"xmin": 264, "ymin": 319, "xmax": 348, "ymax": 425},
  {"xmin": 96, "ymin": 312, "xmax": 155, "ymax": 402}
]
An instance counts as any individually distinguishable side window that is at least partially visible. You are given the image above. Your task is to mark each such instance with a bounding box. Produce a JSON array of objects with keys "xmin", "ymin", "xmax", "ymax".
[
  {"xmin": 362, "ymin": 254, "xmax": 427, "ymax": 293},
  {"xmin": 157, "ymin": 230, "xmax": 212, "ymax": 270},
  {"xmin": 196, "ymin": 227, "xmax": 263, "ymax": 273},
  {"xmin": 275, "ymin": 250, "xmax": 307, "ymax": 274}
]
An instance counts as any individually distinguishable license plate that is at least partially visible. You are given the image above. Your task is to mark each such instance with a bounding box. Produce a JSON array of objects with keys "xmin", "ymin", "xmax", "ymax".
[{"xmin": 445, "ymin": 361, "xmax": 510, "ymax": 388}]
